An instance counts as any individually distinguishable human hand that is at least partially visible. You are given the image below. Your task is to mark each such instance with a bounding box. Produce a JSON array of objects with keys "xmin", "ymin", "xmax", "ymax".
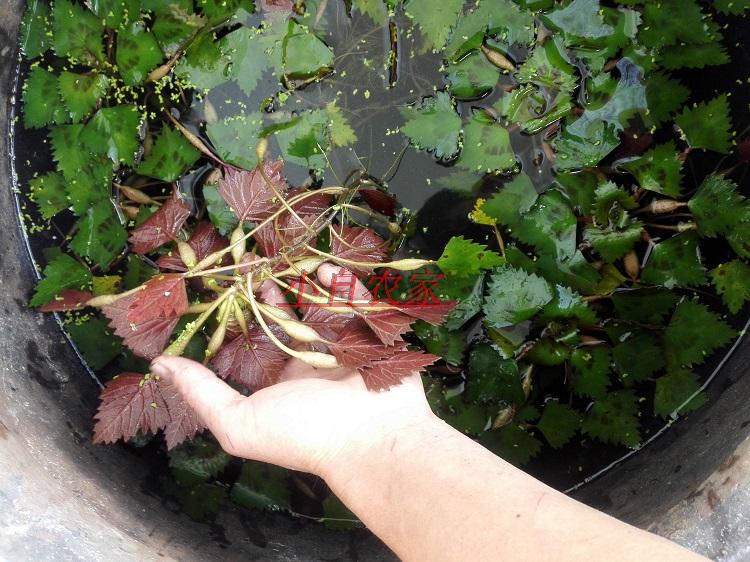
[{"xmin": 149, "ymin": 264, "xmax": 436, "ymax": 479}]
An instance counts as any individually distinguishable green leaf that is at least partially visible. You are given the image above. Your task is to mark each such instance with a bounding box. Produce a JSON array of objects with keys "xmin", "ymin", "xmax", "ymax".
[
  {"xmin": 645, "ymin": 72, "xmax": 689, "ymax": 127},
  {"xmin": 274, "ymin": 109, "xmax": 329, "ymax": 169},
  {"xmin": 570, "ymin": 345, "xmax": 611, "ymax": 400},
  {"xmin": 554, "ymin": 120, "xmax": 620, "ymax": 170},
  {"xmin": 437, "ymin": 236, "xmax": 503, "ymax": 278},
  {"xmin": 89, "ymin": 0, "xmax": 141, "ymax": 28},
  {"xmin": 66, "ymin": 157, "xmax": 114, "ymax": 216},
  {"xmin": 465, "ymin": 343, "xmax": 524, "ymax": 406},
  {"xmin": 440, "ymin": 274, "xmax": 485, "ymax": 330},
  {"xmin": 122, "ymin": 255, "xmax": 158, "ymax": 290},
  {"xmin": 353, "ymin": 0, "xmax": 386, "ymax": 21},
  {"xmin": 641, "ymin": 232, "xmax": 706, "ymax": 289},
  {"xmin": 660, "ymin": 42, "xmax": 729, "ymax": 70},
  {"xmin": 446, "ymin": 51, "xmax": 499, "ymax": 100},
  {"xmin": 230, "ymin": 461, "xmax": 290, "ymax": 512},
  {"xmin": 543, "ymin": 0, "xmax": 613, "ymax": 39},
  {"xmin": 82, "ymin": 105, "xmax": 142, "ymax": 166},
  {"xmin": 483, "ymin": 266, "xmax": 553, "ymax": 328},
  {"xmin": 714, "ymin": 0, "xmax": 750, "ymax": 14},
  {"xmin": 203, "ymin": 183, "xmax": 239, "ymax": 235},
  {"xmin": 29, "ymin": 172, "xmax": 68, "ymax": 219},
  {"xmin": 169, "ymin": 437, "xmax": 231, "ymax": 487},
  {"xmin": 400, "ymin": 92, "xmax": 462, "ymax": 161},
  {"xmin": 413, "ymin": 322, "xmax": 465, "ymax": 366},
  {"xmin": 282, "ymin": 21, "xmax": 334, "ymax": 79},
  {"xmin": 176, "ymin": 482, "xmax": 226, "ymax": 521},
  {"xmin": 50, "ymin": 124, "xmax": 88, "ymax": 180},
  {"xmin": 66, "ymin": 317, "xmax": 122, "ymax": 370},
  {"xmin": 151, "ymin": 3, "xmax": 206, "ymax": 57},
  {"xmin": 23, "ymin": 68, "xmax": 66, "ymax": 129},
  {"xmin": 612, "ymin": 331, "xmax": 665, "ymax": 383},
  {"xmin": 710, "ymin": 260, "xmax": 750, "ymax": 314},
  {"xmin": 206, "ymin": 113, "xmax": 264, "ymax": 170},
  {"xmin": 321, "ymin": 495, "xmax": 363, "ymax": 530},
  {"xmin": 539, "ymin": 285, "xmax": 597, "ymax": 324},
  {"xmin": 406, "ymin": 0, "xmax": 464, "ymax": 52},
  {"xmin": 444, "ymin": 398, "xmax": 494, "ymax": 434},
  {"xmin": 479, "ymin": 424, "xmax": 542, "ymax": 466},
  {"xmin": 196, "ymin": 0, "xmax": 249, "ymax": 22},
  {"xmin": 51, "ymin": 0, "xmax": 105, "ymax": 63},
  {"xmin": 176, "ymin": 32, "xmax": 228, "ymax": 91},
  {"xmin": 639, "ymin": 0, "xmax": 709, "ymax": 48},
  {"xmin": 326, "ymin": 102, "xmax": 357, "ymax": 147},
  {"xmin": 137, "ymin": 126, "xmax": 200, "ymax": 181},
  {"xmin": 688, "ymin": 174, "xmax": 749, "ymax": 238},
  {"xmin": 675, "ymin": 95, "xmax": 732, "ymax": 153},
  {"xmin": 21, "ymin": 0, "xmax": 51, "ymax": 59},
  {"xmin": 30, "ymin": 254, "xmax": 92, "ymax": 307},
  {"xmin": 481, "ymin": 173, "xmax": 537, "ymax": 225},
  {"xmin": 116, "ymin": 23, "xmax": 165, "ymax": 86},
  {"xmin": 70, "ymin": 201, "xmax": 128, "ymax": 267},
  {"xmin": 515, "ymin": 190, "xmax": 578, "ymax": 262},
  {"xmin": 584, "ymin": 181, "xmax": 643, "ymax": 262},
  {"xmin": 654, "ymin": 369, "xmax": 707, "ymax": 419},
  {"xmin": 619, "ymin": 141, "xmax": 683, "ymax": 197},
  {"xmin": 582, "ymin": 390, "xmax": 641, "ymax": 448},
  {"xmin": 663, "ymin": 300, "xmax": 734, "ymax": 368},
  {"xmin": 58, "ymin": 72, "xmax": 109, "ymax": 122},
  {"xmin": 457, "ymin": 110, "xmax": 516, "ymax": 173},
  {"xmin": 612, "ymin": 288, "xmax": 679, "ymax": 324},
  {"xmin": 517, "ymin": 42, "xmax": 577, "ymax": 94},
  {"xmin": 220, "ymin": 27, "xmax": 269, "ymax": 95},
  {"xmin": 537, "ymin": 402, "xmax": 581, "ymax": 449}
]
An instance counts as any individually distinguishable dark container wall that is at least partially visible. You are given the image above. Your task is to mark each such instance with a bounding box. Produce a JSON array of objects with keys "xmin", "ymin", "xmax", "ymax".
[{"xmin": 1, "ymin": 2, "xmax": 749, "ymax": 560}]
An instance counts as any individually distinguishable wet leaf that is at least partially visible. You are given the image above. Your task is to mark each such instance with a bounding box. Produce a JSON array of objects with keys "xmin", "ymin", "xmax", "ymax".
[
  {"xmin": 58, "ymin": 72, "xmax": 108, "ymax": 122},
  {"xmin": 31, "ymin": 254, "xmax": 92, "ymax": 307},
  {"xmin": 582, "ymin": 390, "xmax": 641, "ymax": 448},
  {"xmin": 641, "ymin": 232, "xmax": 706, "ymax": 289},
  {"xmin": 231, "ymin": 461, "xmax": 290, "ymax": 512},
  {"xmin": 400, "ymin": 91, "xmax": 462, "ymax": 161},
  {"xmin": 67, "ymin": 317, "xmax": 123, "ymax": 370},
  {"xmin": 542, "ymin": 0, "xmax": 613, "ymax": 39},
  {"xmin": 483, "ymin": 266, "xmax": 553, "ymax": 328},
  {"xmin": 29, "ymin": 172, "xmax": 68, "ymax": 219},
  {"xmin": 82, "ymin": 105, "xmax": 142, "ymax": 166},
  {"xmin": 406, "ymin": 0, "xmax": 464, "ymax": 52},
  {"xmin": 446, "ymin": 51, "xmax": 499, "ymax": 100},
  {"xmin": 479, "ymin": 424, "xmax": 542, "ymax": 466},
  {"xmin": 663, "ymin": 300, "xmax": 734, "ymax": 368},
  {"xmin": 675, "ymin": 95, "xmax": 732, "ymax": 153},
  {"xmin": 612, "ymin": 331, "xmax": 665, "ymax": 383},
  {"xmin": 570, "ymin": 345, "xmax": 611, "ymax": 400},
  {"xmin": 21, "ymin": 0, "xmax": 51, "ymax": 59},
  {"xmin": 611, "ymin": 288, "xmax": 679, "ymax": 324},
  {"xmin": 23, "ymin": 68, "xmax": 66, "ymax": 129},
  {"xmin": 619, "ymin": 141, "xmax": 683, "ymax": 197},
  {"xmin": 116, "ymin": 23, "xmax": 165, "ymax": 86},
  {"xmin": 412, "ymin": 321, "xmax": 465, "ymax": 366},
  {"xmin": 70, "ymin": 200, "xmax": 128, "ymax": 267},
  {"xmin": 537, "ymin": 402, "xmax": 581, "ymax": 449},
  {"xmin": 710, "ymin": 260, "xmax": 750, "ymax": 314},
  {"xmin": 137, "ymin": 126, "xmax": 200, "ymax": 182},
  {"xmin": 654, "ymin": 369, "xmax": 707, "ymax": 419},
  {"xmin": 168, "ymin": 437, "xmax": 229, "ymax": 486},
  {"xmin": 129, "ymin": 191, "xmax": 192, "ymax": 254},
  {"xmin": 465, "ymin": 343, "xmax": 524, "ymax": 405},
  {"xmin": 437, "ymin": 236, "xmax": 503, "ymax": 279},
  {"xmin": 51, "ymin": 0, "xmax": 105, "ymax": 63},
  {"xmin": 457, "ymin": 110, "xmax": 515, "ymax": 173}
]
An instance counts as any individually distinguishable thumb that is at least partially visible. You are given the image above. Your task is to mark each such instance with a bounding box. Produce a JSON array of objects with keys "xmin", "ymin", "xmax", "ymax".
[{"xmin": 151, "ymin": 356, "xmax": 250, "ymax": 455}]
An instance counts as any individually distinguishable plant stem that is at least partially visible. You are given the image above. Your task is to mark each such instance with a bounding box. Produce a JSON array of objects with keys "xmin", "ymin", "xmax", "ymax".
[{"xmin": 163, "ymin": 288, "xmax": 234, "ymax": 356}]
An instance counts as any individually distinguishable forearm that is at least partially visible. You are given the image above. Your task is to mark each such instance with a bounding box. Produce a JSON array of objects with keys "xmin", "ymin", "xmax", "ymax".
[{"xmin": 323, "ymin": 414, "xmax": 708, "ymax": 562}]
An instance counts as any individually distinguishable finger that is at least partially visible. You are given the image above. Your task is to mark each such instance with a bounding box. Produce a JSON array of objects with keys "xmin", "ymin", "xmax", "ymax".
[
  {"xmin": 258, "ymin": 279, "xmax": 294, "ymax": 315},
  {"xmin": 151, "ymin": 356, "xmax": 249, "ymax": 454},
  {"xmin": 317, "ymin": 263, "xmax": 372, "ymax": 302}
]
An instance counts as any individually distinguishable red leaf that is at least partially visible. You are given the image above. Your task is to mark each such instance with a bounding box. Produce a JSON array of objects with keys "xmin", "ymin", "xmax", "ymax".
[
  {"xmin": 288, "ymin": 187, "xmax": 331, "ymax": 217},
  {"xmin": 129, "ymin": 190, "xmax": 191, "ymax": 255},
  {"xmin": 359, "ymin": 351, "xmax": 439, "ymax": 391},
  {"xmin": 127, "ymin": 274, "xmax": 188, "ymax": 324},
  {"xmin": 157, "ymin": 222, "xmax": 228, "ymax": 272},
  {"xmin": 161, "ymin": 379, "xmax": 205, "ymax": 449},
  {"xmin": 218, "ymin": 161, "xmax": 287, "ymax": 222},
  {"xmin": 211, "ymin": 326, "xmax": 290, "ymax": 391},
  {"xmin": 301, "ymin": 305, "xmax": 354, "ymax": 341},
  {"xmin": 93, "ymin": 373, "xmax": 170, "ymax": 444},
  {"xmin": 330, "ymin": 226, "xmax": 388, "ymax": 275},
  {"xmin": 393, "ymin": 300, "xmax": 457, "ymax": 325},
  {"xmin": 254, "ymin": 212, "xmax": 317, "ymax": 261},
  {"xmin": 327, "ymin": 321, "xmax": 392, "ymax": 369},
  {"xmin": 259, "ymin": 0, "xmax": 294, "ymax": 12},
  {"xmin": 39, "ymin": 289, "xmax": 93, "ymax": 312},
  {"xmin": 102, "ymin": 293, "xmax": 180, "ymax": 359},
  {"xmin": 361, "ymin": 310, "xmax": 414, "ymax": 345},
  {"xmin": 360, "ymin": 188, "xmax": 397, "ymax": 217}
]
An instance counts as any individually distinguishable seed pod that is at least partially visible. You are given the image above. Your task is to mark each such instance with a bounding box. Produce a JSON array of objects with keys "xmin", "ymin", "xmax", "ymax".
[
  {"xmin": 381, "ymin": 258, "xmax": 433, "ymax": 271},
  {"xmin": 178, "ymin": 241, "xmax": 198, "ymax": 269},
  {"xmin": 256, "ymin": 137, "xmax": 269, "ymax": 162},
  {"xmin": 230, "ymin": 224, "xmax": 246, "ymax": 264},
  {"xmin": 119, "ymin": 185, "xmax": 155, "ymax": 205},
  {"xmin": 275, "ymin": 257, "xmax": 326, "ymax": 278},
  {"xmin": 205, "ymin": 300, "xmax": 231, "ymax": 361},
  {"xmin": 86, "ymin": 293, "xmax": 127, "ymax": 307},
  {"xmin": 624, "ymin": 250, "xmax": 640, "ymax": 280},
  {"xmin": 295, "ymin": 350, "xmax": 340, "ymax": 369},
  {"xmin": 677, "ymin": 221, "xmax": 698, "ymax": 232},
  {"xmin": 492, "ymin": 406, "xmax": 515, "ymax": 429},
  {"xmin": 481, "ymin": 44, "xmax": 515, "ymax": 72},
  {"xmin": 643, "ymin": 199, "xmax": 687, "ymax": 215},
  {"xmin": 261, "ymin": 304, "xmax": 322, "ymax": 343},
  {"xmin": 120, "ymin": 205, "xmax": 139, "ymax": 220}
]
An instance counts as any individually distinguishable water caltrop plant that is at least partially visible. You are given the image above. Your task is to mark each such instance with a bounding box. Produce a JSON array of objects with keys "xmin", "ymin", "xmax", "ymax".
[{"xmin": 16, "ymin": 0, "xmax": 750, "ymax": 520}]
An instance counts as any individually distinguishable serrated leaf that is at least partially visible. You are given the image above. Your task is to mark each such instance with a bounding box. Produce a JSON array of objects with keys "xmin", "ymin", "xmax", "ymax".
[
  {"xmin": 654, "ymin": 369, "xmax": 707, "ymax": 419},
  {"xmin": 645, "ymin": 72, "xmax": 689, "ymax": 127},
  {"xmin": 81, "ymin": 105, "xmax": 142, "ymax": 166},
  {"xmin": 537, "ymin": 402, "xmax": 581, "ymax": 449},
  {"xmin": 639, "ymin": 0, "xmax": 709, "ymax": 48},
  {"xmin": 169, "ymin": 437, "xmax": 230, "ymax": 487},
  {"xmin": 465, "ymin": 343, "xmax": 524, "ymax": 405},
  {"xmin": 31, "ymin": 254, "xmax": 92, "ymax": 307},
  {"xmin": 352, "ymin": 0, "xmax": 385, "ymax": 21},
  {"xmin": 127, "ymin": 273, "xmax": 189, "ymax": 324},
  {"xmin": 330, "ymin": 226, "xmax": 388, "ymax": 275},
  {"xmin": 58, "ymin": 72, "xmax": 108, "ymax": 122},
  {"xmin": 362, "ymin": 310, "xmax": 415, "ymax": 346},
  {"xmin": 176, "ymin": 32, "xmax": 228, "ymax": 91},
  {"xmin": 539, "ymin": 284, "xmax": 596, "ymax": 324},
  {"xmin": 21, "ymin": 0, "xmax": 51, "ymax": 59},
  {"xmin": 660, "ymin": 42, "xmax": 729, "ymax": 70},
  {"xmin": 714, "ymin": 0, "xmax": 750, "ymax": 14},
  {"xmin": 554, "ymin": 120, "xmax": 620, "ymax": 170},
  {"xmin": 123, "ymin": 255, "xmax": 158, "ymax": 290},
  {"xmin": 619, "ymin": 141, "xmax": 683, "ymax": 197},
  {"xmin": 129, "ymin": 191, "xmax": 191, "ymax": 254},
  {"xmin": 457, "ymin": 110, "xmax": 515, "ymax": 173},
  {"xmin": 612, "ymin": 331, "xmax": 665, "ymax": 383},
  {"xmin": 89, "ymin": 0, "xmax": 141, "ymax": 28},
  {"xmin": 570, "ymin": 345, "xmax": 611, "ymax": 399},
  {"xmin": 212, "ymin": 328, "xmax": 290, "ymax": 391},
  {"xmin": 203, "ymin": 183, "xmax": 238, "ymax": 235},
  {"xmin": 360, "ymin": 351, "xmax": 439, "ymax": 391},
  {"xmin": 221, "ymin": 27, "xmax": 269, "ymax": 95},
  {"xmin": 70, "ymin": 201, "xmax": 127, "ymax": 267},
  {"xmin": 29, "ymin": 172, "xmax": 68, "ymax": 219},
  {"xmin": 582, "ymin": 390, "xmax": 641, "ymax": 448},
  {"xmin": 206, "ymin": 113, "xmax": 264, "ymax": 170},
  {"xmin": 406, "ymin": 0, "xmax": 464, "ymax": 52},
  {"xmin": 479, "ymin": 424, "xmax": 542, "ymax": 466},
  {"xmin": 157, "ymin": 222, "xmax": 228, "ymax": 272},
  {"xmin": 611, "ymin": 288, "xmax": 679, "ymax": 324},
  {"xmin": 688, "ymin": 174, "xmax": 749, "ymax": 238},
  {"xmin": 230, "ymin": 461, "xmax": 290, "ymax": 512},
  {"xmin": 282, "ymin": 21, "xmax": 334, "ymax": 78},
  {"xmin": 23, "ymin": 68, "xmax": 66, "ymax": 129},
  {"xmin": 437, "ymin": 236, "xmax": 503, "ymax": 278},
  {"xmin": 710, "ymin": 260, "xmax": 750, "ymax": 314},
  {"xmin": 542, "ymin": 0, "xmax": 614, "ymax": 39},
  {"xmin": 93, "ymin": 373, "xmax": 170, "ymax": 443},
  {"xmin": 116, "ymin": 23, "xmax": 165, "ymax": 86},
  {"xmin": 517, "ymin": 41, "xmax": 577, "ymax": 94},
  {"xmin": 413, "ymin": 321, "xmax": 465, "ymax": 367},
  {"xmin": 67, "ymin": 317, "xmax": 122, "ymax": 370},
  {"xmin": 39, "ymin": 289, "xmax": 93, "ymax": 312},
  {"xmin": 51, "ymin": 0, "xmax": 105, "ymax": 63},
  {"xmin": 218, "ymin": 161, "xmax": 287, "ymax": 222},
  {"xmin": 176, "ymin": 482, "xmax": 226, "ymax": 522},
  {"xmin": 326, "ymin": 102, "xmax": 357, "ymax": 147},
  {"xmin": 152, "ymin": 3, "xmax": 206, "ymax": 57},
  {"xmin": 65, "ymin": 157, "xmax": 114, "ymax": 216},
  {"xmin": 446, "ymin": 51, "xmax": 499, "ymax": 100},
  {"xmin": 483, "ymin": 266, "xmax": 553, "ymax": 328},
  {"xmin": 400, "ymin": 91, "xmax": 462, "ymax": 161},
  {"xmin": 641, "ymin": 232, "xmax": 706, "ymax": 289},
  {"xmin": 137, "ymin": 126, "xmax": 200, "ymax": 181},
  {"xmin": 663, "ymin": 300, "xmax": 734, "ymax": 368},
  {"xmin": 675, "ymin": 95, "xmax": 732, "ymax": 153}
]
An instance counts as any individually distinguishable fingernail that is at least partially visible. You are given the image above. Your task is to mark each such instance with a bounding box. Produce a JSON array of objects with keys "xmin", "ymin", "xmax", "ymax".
[{"xmin": 150, "ymin": 358, "xmax": 171, "ymax": 379}]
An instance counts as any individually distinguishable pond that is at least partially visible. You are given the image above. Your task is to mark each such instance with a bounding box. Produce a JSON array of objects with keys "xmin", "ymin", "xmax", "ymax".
[{"xmin": 10, "ymin": 0, "xmax": 750, "ymax": 526}]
